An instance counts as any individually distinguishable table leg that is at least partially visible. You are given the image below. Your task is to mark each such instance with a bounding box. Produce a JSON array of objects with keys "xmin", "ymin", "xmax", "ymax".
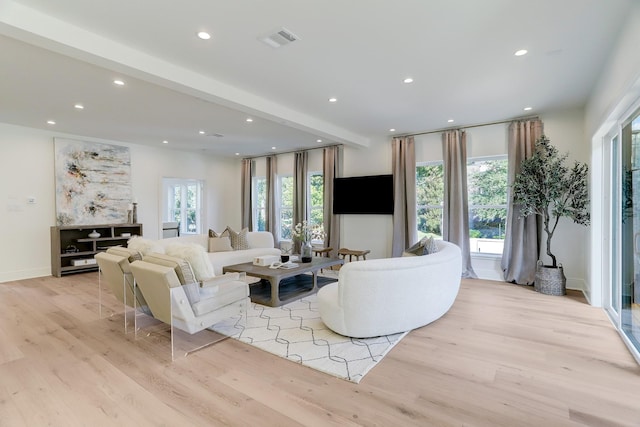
[{"xmin": 269, "ymin": 278, "xmax": 281, "ymax": 307}]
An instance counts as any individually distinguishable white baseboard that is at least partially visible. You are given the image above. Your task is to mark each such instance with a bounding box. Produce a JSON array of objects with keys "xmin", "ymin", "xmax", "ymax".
[{"xmin": 0, "ymin": 267, "xmax": 52, "ymax": 283}]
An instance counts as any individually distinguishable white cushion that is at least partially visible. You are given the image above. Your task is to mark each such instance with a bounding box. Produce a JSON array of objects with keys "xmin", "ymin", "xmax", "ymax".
[
  {"xmin": 165, "ymin": 242, "xmax": 215, "ymax": 281},
  {"xmin": 128, "ymin": 236, "xmax": 165, "ymax": 255}
]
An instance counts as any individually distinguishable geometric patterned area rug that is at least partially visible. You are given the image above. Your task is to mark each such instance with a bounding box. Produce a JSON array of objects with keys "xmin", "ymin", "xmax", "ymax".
[{"xmin": 210, "ymin": 294, "xmax": 408, "ymax": 383}]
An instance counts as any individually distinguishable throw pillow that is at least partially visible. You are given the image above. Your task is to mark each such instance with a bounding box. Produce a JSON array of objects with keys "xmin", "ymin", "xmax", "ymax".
[
  {"xmin": 209, "ymin": 236, "xmax": 233, "ymax": 252},
  {"xmin": 425, "ymin": 237, "xmax": 439, "ymax": 254},
  {"xmin": 225, "ymin": 226, "xmax": 249, "ymax": 250},
  {"xmin": 127, "ymin": 236, "xmax": 165, "ymax": 256},
  {"xmin": 404, "ymin": 236, "xmax": 429, "ymax": 256},
  {"xmin": 165, "ymin": 242, "xmax": 215, "ymax": 281},
  {"xmin": 209, "ymin": 228, "xmax": 223, "ymax": 238}
]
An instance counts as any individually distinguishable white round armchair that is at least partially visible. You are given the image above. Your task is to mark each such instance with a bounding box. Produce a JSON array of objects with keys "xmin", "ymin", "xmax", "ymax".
[{"xmin": 317, "ymin": 240, "xmax": 462, "ymax": 338}]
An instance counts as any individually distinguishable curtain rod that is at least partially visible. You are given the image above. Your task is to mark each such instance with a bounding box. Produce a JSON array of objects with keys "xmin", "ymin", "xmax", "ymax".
[
  {"xmin": 243, "ymin": 143, "xmax": 343, "ymax": 160},
  {"xmin": 394, "ymin": 115, "xmax": 540, "ymax": 138}
]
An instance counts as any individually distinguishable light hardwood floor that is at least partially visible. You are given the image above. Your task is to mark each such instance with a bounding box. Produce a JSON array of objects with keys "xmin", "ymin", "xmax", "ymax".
[{"xmin": 1, "ymin": 273, "xmax": 639, "ymax": 426}]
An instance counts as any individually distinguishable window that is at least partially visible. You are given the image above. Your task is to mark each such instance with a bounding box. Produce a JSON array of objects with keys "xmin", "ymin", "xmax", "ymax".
[
  {"xmin": 415, "ymin": 156, "xmax": 507, "ymax": 255},
  {"xmin": 162, "ymin": 178, "xmax": 203, "ymax": 235},
  {"xmin": 252, "ymin": 176, "xmax": 266, "ymax": 231},
  {"xmin": 308, "ymin": 172, "xmax": 324, "ymax": 229},
  {"xmin": 275, "ymin": 172, "xmax": 324, "ymax": 242},
  {"xmin": 467, "ymin": 157, "xmax": 508, "ymax": 254},
  {"xmin": 279, "ymin": 175, "xmax": 293, "ymax": 240},
  {"xmin": 416, "ymin": 162, "xmax": 444, "ymax": 239}
]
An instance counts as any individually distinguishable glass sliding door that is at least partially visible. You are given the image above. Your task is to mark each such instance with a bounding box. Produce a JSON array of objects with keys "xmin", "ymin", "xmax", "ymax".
[{"xmin": 620, "ymin": 112, "xmax": 640, "ymax": 351}]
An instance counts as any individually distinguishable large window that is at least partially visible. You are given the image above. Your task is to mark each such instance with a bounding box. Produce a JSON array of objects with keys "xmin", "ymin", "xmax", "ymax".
[
  {"xmin": 279, "ymin": 175, "xmax": 294, "ymax": 240},
  {"xmin": 252, "ymin": 176, "xmax": 266, "ymax": 231},
  {"xmin": 308, "ymin": 172, "xmax": 324, "ymax": 229},
  {"xmin": 162, "ymin": 178, "xmax": 203, "ymax": 235},
  {"xmin": 416, "ymin": 156, "xmax": 507, "ymax": 254},
  {"xmin": 416, "ymin": 163, "xmax": 444, "ymax": 238},
  {"xmin": 274, "ymin": 172, "xmax": 324, "ymax": 242},
  {"xmin": 467, "ymin": 157, "xmax": 508, "ymax": 254}
]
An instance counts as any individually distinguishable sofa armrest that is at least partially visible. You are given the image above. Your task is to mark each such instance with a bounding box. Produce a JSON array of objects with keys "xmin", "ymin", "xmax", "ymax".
[{"xmin": 200, "ymin": 272, "xmax": 241, "ymax": 288}]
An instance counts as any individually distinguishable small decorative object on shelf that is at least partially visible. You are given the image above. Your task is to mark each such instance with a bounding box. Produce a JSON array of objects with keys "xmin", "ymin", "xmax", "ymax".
[
  {"xmin": 131, "ymin": 202, "xmax": 138, "ymax": 224},
  {"xmin": 88, "ymin": 230, "xmax": 101, "ymax": 238}
]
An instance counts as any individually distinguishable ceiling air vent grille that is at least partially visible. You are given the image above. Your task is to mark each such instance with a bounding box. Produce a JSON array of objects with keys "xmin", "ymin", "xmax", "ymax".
[{"xmin": 260, "ymin": 27, "xmax": 300, "ymax": 48}]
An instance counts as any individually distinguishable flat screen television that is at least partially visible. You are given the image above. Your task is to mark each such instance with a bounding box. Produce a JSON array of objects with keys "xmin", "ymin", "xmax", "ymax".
[{"xmin": 333, "ymin": 174, "xmax": 394, "ymax": 214}]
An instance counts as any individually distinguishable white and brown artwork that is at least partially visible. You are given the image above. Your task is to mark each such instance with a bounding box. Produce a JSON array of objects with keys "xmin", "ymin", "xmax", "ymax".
[{"xmin": 54, "ymin": 138, "xmax": 132, "ymax": 225}]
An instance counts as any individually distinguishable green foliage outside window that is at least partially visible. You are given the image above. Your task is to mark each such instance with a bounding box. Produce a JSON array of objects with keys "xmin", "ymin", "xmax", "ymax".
[
  {"xmin": 280, "ymin": 176, "xmax": 294, "ymax": 239},
  {"xmin": 467, "ymin": 159, "xmax": 508, "ymax": 239},
  {"xmin": 416, "ymin": 164, "xmax": 444, "ymax": 238},
  {"xmin": 416, "ymin": 158, "xmax": 508, "ymax": 243}
]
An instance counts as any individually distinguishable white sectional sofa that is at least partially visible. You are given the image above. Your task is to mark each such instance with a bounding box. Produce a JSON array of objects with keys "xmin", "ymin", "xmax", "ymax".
[
  {"xmin": 128, "ymin": 231, "xmax": 281, "ymax": 276},
  {"xmin": 317, "ymin": 240, "xmax": 462, "ymax": 338}
]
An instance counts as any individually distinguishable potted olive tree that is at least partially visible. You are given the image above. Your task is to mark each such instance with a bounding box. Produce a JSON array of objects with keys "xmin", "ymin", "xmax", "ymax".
[{"xmin": 512, "ymin": 135, "xmax": 590, "ymax": 295}]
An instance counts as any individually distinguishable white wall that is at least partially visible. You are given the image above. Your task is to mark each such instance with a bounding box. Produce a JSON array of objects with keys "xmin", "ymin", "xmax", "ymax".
[
  {"xmin": 585, "ymin": 2, "xmax": 640, "ymax": 306},
  {"xmin": 0, "ymin": 123, "xmax": 237, "ymax": 282},
  {"xmin": 0, "ymin": 109, "xmax": 591, "ymax": 289},
  {"xmin": 539, "ymin": 108, "xmax": 589, "ymax": 292},
  {"xmin": 340, "ymin": 140, "xmax": 394, "ymax": 259},
  {"xmin": 333, "ymin": 109, "xmax": 588, "ymax": 287}
]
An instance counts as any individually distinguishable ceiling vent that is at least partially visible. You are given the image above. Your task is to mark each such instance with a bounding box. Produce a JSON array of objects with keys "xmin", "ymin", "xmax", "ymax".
[
  {"xmin": 260, "ymin": 27, "xmax": 300, "ymax": 48},
  {"xmin": 207, "ymin": 133, "xmax": 224, "ymax": 138}
]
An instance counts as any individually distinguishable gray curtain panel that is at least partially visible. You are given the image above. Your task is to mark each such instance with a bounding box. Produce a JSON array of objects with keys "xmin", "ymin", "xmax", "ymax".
[
  {"xmin": 442, "ymin": 130, "xmax": 477, "ymax": 278},
  {"xmin": 323, "ymin": 146, "xmax": 341, "ymax": 252},
  {"xmin": 293, "ymin": 151, "xmax": 308, "ymax": 252},
  {"xmin": 241, "ymin": 158, "xmax": 253, "ymax": 230},
  {"xmin": 391, "ymin": 136, "xmax": 417, "ymax": 257},
  {"xmin": 266, "ymin": 155, "xmax": 277, "ymax": 242},
  {"xmin": 501, "ymin": 119, "xmax": 543, "ymax": 285}
]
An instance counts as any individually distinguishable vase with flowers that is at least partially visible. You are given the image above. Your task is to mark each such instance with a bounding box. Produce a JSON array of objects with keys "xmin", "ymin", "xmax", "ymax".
[{"xmin": 291, "ymin": 221, "xmax": 324, "ymax": 263}]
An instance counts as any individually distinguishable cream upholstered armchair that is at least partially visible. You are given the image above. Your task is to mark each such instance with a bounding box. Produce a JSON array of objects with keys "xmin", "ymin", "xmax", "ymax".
[
  {"xmin": 129, "ymin": 252, "xmax": 249, "ymax": 359},
  {"xmin": 95, "ymin": 246, "xmax": 150, "ymax": 333}
]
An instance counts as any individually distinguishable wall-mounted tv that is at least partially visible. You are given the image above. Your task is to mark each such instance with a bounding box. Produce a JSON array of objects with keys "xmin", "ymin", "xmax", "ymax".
[{"xmin": 333, "ymin": 174, "xmax": 394, "ymax": 214}]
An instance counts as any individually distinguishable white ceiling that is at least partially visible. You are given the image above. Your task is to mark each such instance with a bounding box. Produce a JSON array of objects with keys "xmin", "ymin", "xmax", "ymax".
[{"xmin": 0, "ymin": 0, "xmax": 632, "ymax": 158}]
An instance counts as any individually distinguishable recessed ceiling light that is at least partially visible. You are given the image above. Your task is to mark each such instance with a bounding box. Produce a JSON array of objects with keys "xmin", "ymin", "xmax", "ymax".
[
  {"xmin": 235, "ymin": 153, "xmax": 240, "ymax": 156},
  {"xmin": 316, "ymin": 139, "xmax": 322, "ymax": 143},
  {"xmin": 271, "ymin": 146, "xmax": 276, "ymax": 150},
  {"xmin": 328, "ymin": 97, "xmax": 337, "ymax": 103},
  {"xmin": 448, "ymin": 119, "xmax": 454, "ymax": 123},
  {"xmin": 515, "ymin": 49, "xmax": 528, "ymax": 56},
  {"xmin": 162, "ymin": 140, "xmax": 168, "ymax": 144},
  {"xmin": 246, "ymin": 118, "xmax": 253, "ymax": 122},
  {"xmin": 74, "ymin": 104, "xmax": 84, "ymax": 110},
  {"xmin": 47, "ymin": 120, "xmax": 56, "ymax": 125},
  {"xmin": 197, "ymin": 31, "xmax": 211, "ymax": 40},
  {"xmin": 389, "ymin": 128, "xmax": 396, "ymax": 132},
  {"xmin": 199, "ymin": 130, "xmax": 205, "ymax": 135},
  {"xmin": 113, "ymin": 79, "xmax": 125, "ymax": 86},
  {"xmin": 403, "ymin": 77, "xmax": 414, "ymax": 84},
  {"xmin": 524, "ymin": 106, "xmax": 533, "ymax": 111}
]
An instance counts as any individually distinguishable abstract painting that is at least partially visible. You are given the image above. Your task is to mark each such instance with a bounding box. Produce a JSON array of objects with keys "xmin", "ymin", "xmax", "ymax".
[{"xmin": 54, "ymin": 138, "xmax": 132, "ymax": 225}]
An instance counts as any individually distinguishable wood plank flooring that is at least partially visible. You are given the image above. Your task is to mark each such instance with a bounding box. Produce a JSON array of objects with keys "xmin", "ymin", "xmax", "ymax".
[{"xmin": 1, "ymin": 273, "xmax": 639, "ymax": 426}]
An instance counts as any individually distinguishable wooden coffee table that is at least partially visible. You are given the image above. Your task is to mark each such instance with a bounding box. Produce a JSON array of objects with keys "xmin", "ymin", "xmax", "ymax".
[{"xmin": 223, "ymin": 257, "xmax": 343, "ymax": 307}]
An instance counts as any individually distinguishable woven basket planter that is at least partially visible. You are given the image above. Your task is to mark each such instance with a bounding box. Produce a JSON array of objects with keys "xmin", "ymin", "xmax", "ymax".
[{"xmin": 534, "ymin": 262, "xmax": 566, "ymax": 296}]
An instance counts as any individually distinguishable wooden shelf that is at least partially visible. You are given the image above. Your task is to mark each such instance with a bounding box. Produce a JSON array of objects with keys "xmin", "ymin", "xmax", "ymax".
[{"xmin": 50, "ymin": 223, "xmax": 143, "ymax": 277}]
